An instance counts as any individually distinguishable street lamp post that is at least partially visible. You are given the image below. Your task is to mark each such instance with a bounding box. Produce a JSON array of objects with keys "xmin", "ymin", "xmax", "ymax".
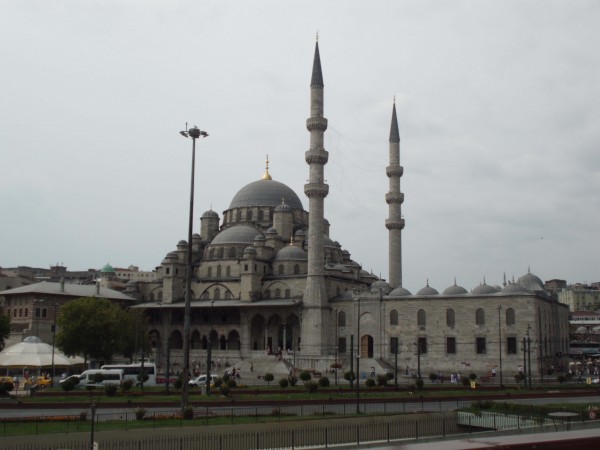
[
  {"xmin": 395, "ymin": 342, "xmax": 403, "ymax": 390},
  {"xmin": 206, "ymin": 300, "xmax": 215, "ymax": 396},
  {"xmin": 179, "ymin": 124, "xmax": 208, "ymax": 412},
  {"xmin": 50, "ymin": 302, "xmax": 58, "ymax": 386},
  {"xmin": 498, "ymin": 305, "xmax": 503, "ymax": 388},
  {"xmin": 355, "ymin": 355, "xmax": 360, "ymax": 414},
  {"xmin": 414, "ymin": 341, "xmax": 422, "ymax": 380}
]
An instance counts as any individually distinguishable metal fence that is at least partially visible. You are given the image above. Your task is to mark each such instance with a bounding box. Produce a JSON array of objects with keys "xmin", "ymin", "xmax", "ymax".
[{"xmin": 0, "ymin": 413, "xmax": 458, "ymax": 450}]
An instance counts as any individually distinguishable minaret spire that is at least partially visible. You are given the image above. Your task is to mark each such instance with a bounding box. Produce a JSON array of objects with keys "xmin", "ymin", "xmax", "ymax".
[
  {"xmin": 386, "ymin": 99, "xmax": 405, "ymax": 288},
  {"xmin": 302, "ymin": 39, "xmax": 330, "ymax": 357}
]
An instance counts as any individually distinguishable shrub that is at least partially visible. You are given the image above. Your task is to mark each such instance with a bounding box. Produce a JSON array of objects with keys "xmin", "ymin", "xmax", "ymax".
[
  {"xmin": 104, "ymin": 384, "xmax": 118, "ymax": 397},
  {"xmin": 318, "ymin": 376, "xmax": 330, "ymax": 388},
  {"xmin": 429, "ymin": 373, "xmax": 438, "ymax": 382},
  {"xmin": 365, "ymin": 378, "xmax": 376, "ymax": 388},
  {"xmin": 386, "ymin": 372, "xmax": 394, "ymax": 381},
  {"xmin": 376, "ymin": 374, "xmax": 389, "ymax": 387},
  {"xmin": 227, "ymin": 378, "xmax": 237, "ymax": 388},
  {"xmin": 279, "ymin": 378, "xmax": 289, "ymax": 388},
  {"xmin": 121, "ymin": 379, "xmax": 134, "ymax": 392},
  {"xmin": 137, "ymin": 371, "xmax": 149, "ymax": 384},
  {"xmin": 213, "ymin": 378, "xmax": 223, "ymax": 388},
  {"xmin": 219, "ymin": 384, "xmax": 230, "ymax": 397},
  {"xmin": 61, "ymin": 379, "xmax": 76, "ymax": 393},
  {"xmin": 461, "ymin": 376, "xmax": 471, "ymax": 387},
  {"xmin": 174, "ymin": 375, "xmax": 183, "ymax": 390},
  {"xmin": 469, "ymin": 373, "xmax": 478, "ymax": 381},
  {"xmin": 135, "ymin": 407, "xmax": 146, "ymax": 420},
  {"xmin": 288, "ymin": 375, "xmax": 298, "ymax": 386},
  {"xmin": 299, "ymin": 371, "xmax": 312, "ymax": 384},
  {"xmin": 415, "ymin": 378, "xmax": 424, "ymax": 390},
  {"xmin": 557, "ymin": 374, "xmax": 566, "ymax": 384},
  {"xmin": 343, "ymin": 371, "xmax": 356, "ymax": 383},
  {"xmin": 264, "ymin": 373, "xmax": 274, "ymax": 386},
  {"xmin": 306, "ymin": 381, "xmax": 318, "ymax": 393},
  {"xmin": 1, "ymin": 381, "xmax": 14, "ymax": 393},
  {"xmin": 514, "ymin": 373, "xmax": 525, "ymax": 383}
]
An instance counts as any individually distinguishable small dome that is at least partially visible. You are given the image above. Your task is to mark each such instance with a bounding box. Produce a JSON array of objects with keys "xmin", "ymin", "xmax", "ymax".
[
  {"xmin": 101, "ymin": 264, "xmax": 115, "ymax": 273},
  {"xmin": 161, "ymin": 251, "xmax": 179, "ymax": 264},
  {"xmin": 211, "ymin": 225, "xmax": 263, "ymax": 245},
  {"xmin": 323, "ymin": 236, "xmax": 336, "ymax": 247},
  {"xmin": 202, "ymin": 209, "xmax": 219, "ymax": 218},
  {"xmin": 177, "ymin": 240, "xmax": 187, "ymax": 246},
  {"xmin": 266, "ymin": 227, "xmax": 278, "ymax": 236},
  {"xmin": 502, "ymin": 282, "xmax": 532, "ymax": 295},
  {"xmin": 243, "ymin": 246, "xmax": 257, "ymax": 256},
  {"xmin": 517, "ymin": 271, "xmax": 545, "ymax": 292},
  {"xmin": 331, "ymin": 264, "xmax": 349, "ymax": 272},
  {"xmin": 274, "ymin": 245, "xmax": 308, "ymax": 261},
  {"xmin": 371, "ymin": 280, "xmax": 392, "ymax": 294},
  {"xmin": 472, "ymin": 283, "xmax": 499, "ymax": 295},
  {"xmin": 294, "ymin": 229, "xmax": 305, "ymax": 238},
  {"xmin": 417, "ymin": 284, "xmax": 439, "ymax": 296},
  {"xmin": 254, "ymin": 234, "xmax": 266, "ymax": 241},
  {"xmin": 192, "ymin": 233, "xmax": 201, "ymax": 239},
  {"xmin": 389, "ymin": 286, "xmax": 412, "ymax": 296},
  {"xmin": 274, "ymin": 201, "xmax": 292, "ymax": 212},
  {"xmin": 443, "ymin": 283, "xmax": 468, "ymax": 295}
]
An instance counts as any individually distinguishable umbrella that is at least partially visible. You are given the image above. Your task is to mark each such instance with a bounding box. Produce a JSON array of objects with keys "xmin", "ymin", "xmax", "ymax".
[{"xmin": 0, "ymin": 336, "xmax": 84, "ymax": 368}]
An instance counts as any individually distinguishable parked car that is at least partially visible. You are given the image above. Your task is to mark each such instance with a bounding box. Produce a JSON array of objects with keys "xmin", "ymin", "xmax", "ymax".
[
  {"xmin": 59, "ymin": 374, "xmax": 80, "ymax": 385},
  {"xmin": 188, "ymin": 374, "xmax": 218, "ymax": 387},
  {"xmin": 35, "ymin": 376, "xmax": 53, "ymax": 388}
]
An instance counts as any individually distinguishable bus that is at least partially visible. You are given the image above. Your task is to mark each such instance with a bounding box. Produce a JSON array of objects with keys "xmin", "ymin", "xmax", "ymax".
[
  {"xmin": 568, "ymin": 341, "xmax": 600, "ymax": 358},
  {"xmin": 101, "ymin": 362, "xmax": 157, "ymax": 386}
]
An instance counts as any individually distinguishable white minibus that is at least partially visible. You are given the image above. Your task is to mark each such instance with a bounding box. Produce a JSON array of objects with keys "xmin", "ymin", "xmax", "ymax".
[
  {"xmin": 78, "ymin": 369, "xmax": 124, "ymax": 388},
  {"xmin": 101, "ymin": 362, "xmax": 157, "ymax": 386}
]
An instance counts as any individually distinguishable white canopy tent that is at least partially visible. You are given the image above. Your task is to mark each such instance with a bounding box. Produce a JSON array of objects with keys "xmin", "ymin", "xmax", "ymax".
[{"xmin": 0, "ymin": 336, "xmax": 84, "ymax": 370}]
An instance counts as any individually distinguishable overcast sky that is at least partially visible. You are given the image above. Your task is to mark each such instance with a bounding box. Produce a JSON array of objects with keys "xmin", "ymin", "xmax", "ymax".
[{"xmin": 1, "ymin": 1, "xmax": 599, "ymax": 294}]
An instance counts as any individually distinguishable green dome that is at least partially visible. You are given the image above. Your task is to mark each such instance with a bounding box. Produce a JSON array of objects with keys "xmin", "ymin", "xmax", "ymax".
[{"xmin": 101, "ymin": 264, "xmax": 115, "ymax": 273}]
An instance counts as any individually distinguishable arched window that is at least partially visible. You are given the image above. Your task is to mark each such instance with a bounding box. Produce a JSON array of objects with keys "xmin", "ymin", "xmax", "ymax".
[
  {"xmin": 214, "ymin": 288, "xmax": 221, "ymax": 300},
  {"xmin": 169, "ymin": 331, "xmax": 183, "ymax": 350},
  {"xmin": 446, "ymin": 308, "xmax": 456, "ymax": 328},
  {"xmin": 225, "ymin": 291, "xmax": 233, "ymax": 299},
  {"xmin": 476, "ymin": 308, "xmax": 485, "ymax": 326},
  {"xmin": 275, "ymin": 288, "xmax": 281, "ymax": 298},
  {"xmin": 278, "ymin": 265, "xmax": 284, "ymax": 275},
  {"xmin": 294, "ymin": 264, "xmax": 300, "ymax": 275},
  {"xmin": 229, "ymin": 247, "xmax": 236, "ymax": 258},
  {"xmin": 207, "ymin": 267, "xmax": 212, "ymax": 277},
  {"xmin": 236, "ymin": 211, "xmax": 242, "ymax": 221},
  {"xmin": 226, "ymin": 266, "xmax": 231, "ymax": 277},
  {"xmin": 258, "ymin": 210, "xmax": 264, "ymax": 220},
  {"xmin": 216, "ymin": 265, "xmax": 222, "ymax": 277},
  {"xmin": 209, "ymin": 248, "xmax": 215, "ymax": 259},
  {"xmin": 285, "ymin": 289, "xmax": 291, "ymax": 298},
  {"xmin": 338, "ymin": 311, "xmax": 346, "ymax": 327},
  {"xmin": 417, "ymin": 309, "xmax": 426, "ymax": 327},
  {"xmin": 218, "ymin": 247, "xmax": 224, "ymax": 258},
  {"xmin": 264, "ymin": 290, "xmax": 271, "ymax": 299},
  {"xmin": 506, "ymin": 308, "xmax": 516, "ymax": 326},
  {"xmin": 390, "ymin": 309, "xmax": 399, "ymax": 326},
  {"xmin": 246, "ymin": 210, "xmax": 253, "ymax": 221}
]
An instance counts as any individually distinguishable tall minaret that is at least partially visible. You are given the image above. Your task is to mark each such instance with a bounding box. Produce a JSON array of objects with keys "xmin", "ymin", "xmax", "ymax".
[
  {"xmin": 386, "ymin": 100, "xmax": 405, "ymax": 288},
  {"xmin": 301, "ymin": 39, "xmax": 330, "ymax": 356}
]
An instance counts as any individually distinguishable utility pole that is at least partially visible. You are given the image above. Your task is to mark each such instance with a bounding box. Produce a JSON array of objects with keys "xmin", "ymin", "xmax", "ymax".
[
  {"xmin": 349, "ymin": 335, "xmax": 354, "ymax": 388},
  {"xmin": 498, "ymin": 305, "xmax": 503, "ymax": 388},
  {"xmin": 527, "ymin": 325, "xmax": 532, "ymax": 389}
]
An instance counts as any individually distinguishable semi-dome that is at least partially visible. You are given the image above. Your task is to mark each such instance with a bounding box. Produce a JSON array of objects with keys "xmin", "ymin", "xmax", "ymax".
[
  {"xmin": 371, "ymin": 280, "xmax": 392, "ymax": 294},
  {"xmin": 274, "ymin": 245, "xmax": 308, "ymax": 261},
  {"xmin": 243, "ymin": 246, "xmax": 257, "ymax": 256},
  {"xmin": 229, "ymin": 179, "xmax": 303, "ymax": 210},
  {"xmin": 416, "ymin": 283, "xmax": 439, "ymax": 296},
  {"xmin": 211, "ymin": 225, "xmax": 263, "ymax": 246},
  {"xmin": 177, "ymin": 240, "xmax": 187, "ymax": 246},
  {"xmin": 472, "ymin": 283, "xmax": 499, "ymax": 295},
  {"xmin": 274, "ymin": 201, "xmax": 292, "ymax": 212},
  {"xmin": 389, "ymin": 286, "xmax": 412, "ymax": 296}
]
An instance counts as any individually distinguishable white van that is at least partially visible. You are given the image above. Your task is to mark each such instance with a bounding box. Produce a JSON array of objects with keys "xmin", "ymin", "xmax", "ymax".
[
  {"xmin": 188, "ymin": 374, "xmax": 219, "ymax": 387},
  {"xmin": 78, "ymin": 369, "xmax": 124, "ymax": 388}
]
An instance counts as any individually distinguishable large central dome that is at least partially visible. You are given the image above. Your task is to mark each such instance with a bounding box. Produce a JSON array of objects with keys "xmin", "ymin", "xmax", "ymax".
[{"xmin": 229, "ymin": 179, "xmax": 304, "ymax": 210}]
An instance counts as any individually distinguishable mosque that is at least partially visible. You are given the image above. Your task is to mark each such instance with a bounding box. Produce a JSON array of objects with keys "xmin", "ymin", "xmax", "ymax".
[{"xmin": 128, "ymin": 42, "xmax": 570, "ymax": 379}]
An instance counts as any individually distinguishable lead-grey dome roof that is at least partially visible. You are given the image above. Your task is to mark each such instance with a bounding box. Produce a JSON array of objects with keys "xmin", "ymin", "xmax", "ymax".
[
  {"xmin": 211, "ymin": 225, "xmax": 263, "ymax": 245},
  {"xmin": 472, "ymin": 283, "xmax": 499, "ymax": 295},
  {"xmin": 389, "ymin": 286, "xmax": 412, "ymax": 296},
  {"xmin": 274, "ymin": 245, "xmax": 308, "ymax": 261},
  {"xmin": 417, "ymin": 284, "xmax": 439, "ymax": 296},
  {"xmin": 202, "ymin": 209, "xmax": 219, "ymax": 218},
  {"xmin": 229, "ymin": 179, "xmax": 304, "ymax": 210},
  {"xmin": 517, "ymin": 271, "xmax": 544, "ymax": 292},
  {"xmin": 502, "ymin": 282, "xmax": 532, "ymax": 295},
  {"xmin": 443, "ymin": 284, "xmax": 468, "ymax": 295}
]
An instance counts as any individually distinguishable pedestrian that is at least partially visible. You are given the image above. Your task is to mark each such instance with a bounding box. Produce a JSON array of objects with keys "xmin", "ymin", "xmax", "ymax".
[
  {"xmin": 250, "ymin": 362, "xmax": 254, "ymax": 372},
  {"xmin": 370, "ymin": 367, "xmax": 376, "ymax": 378}
]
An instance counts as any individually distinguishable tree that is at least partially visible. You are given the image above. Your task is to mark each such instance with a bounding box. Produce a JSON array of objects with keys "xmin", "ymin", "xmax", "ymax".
[
  {"xmin": 119, "ymin": 309, "xmax": 151, "ymax": 362},
  {"xmin": 0, "ymin": 313, "xmax": 10, "ymax": 351},
  {"xmin": 56, "ymin": 297, "xmax": 131, "ymax": 363}
]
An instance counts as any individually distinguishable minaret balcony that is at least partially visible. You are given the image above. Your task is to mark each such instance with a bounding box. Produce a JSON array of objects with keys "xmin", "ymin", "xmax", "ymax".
[
  {"xmin": 304, "ymin": 183, "xmax": 329, "ymax": 198},
  {"xmin": 385, "ymin": 192, "xmax": 404, "ymax": 204},
  {"xmin": 386, "ymin": 165, "xmax": 404, "ymax": 177},
  {"xmin": 305, "ymin": 150, "xmax": 329, "ymax": 165},
  {"xmin": 385, "ymin": 218, "xmax": 405, "ymax": 230},
  {"xmin": 306, "ymin": 117, "xmax": 328, "ymax": 131}
]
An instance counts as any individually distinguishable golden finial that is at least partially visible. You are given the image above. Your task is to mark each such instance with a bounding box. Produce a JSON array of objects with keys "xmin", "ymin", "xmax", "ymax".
[
  {"xmin": 262, "ymin": 154, "xmax": 272, "ymax": 180},
  {"xmin": 289, "ymin": 235, "xmax": 295, "ymax": 246}
]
